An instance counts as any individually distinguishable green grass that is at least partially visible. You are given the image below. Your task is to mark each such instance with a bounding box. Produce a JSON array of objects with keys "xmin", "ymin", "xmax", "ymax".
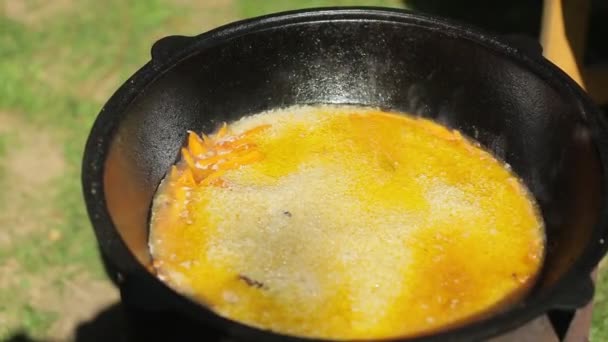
[
  {"xmin": 0, "ymin": 0, "xmax": 606, "ymax": 340},
  {"xmin": 0, "ymin": 132, "xmax": 10, "ymax": 171},
  {"xmin": 20, "ymin": 305, "xmax": 57, "ymax": 339},
  {"xmin": 0, "ymin": 0, "xmax": 197, "ymax": 339},
  {"xmin": 237, "ymin": 0, "xmax": 404, "ymax": 18},
  {"xmin": 592, "ymin": 264, "xmax": 608, "ymax": 341}
]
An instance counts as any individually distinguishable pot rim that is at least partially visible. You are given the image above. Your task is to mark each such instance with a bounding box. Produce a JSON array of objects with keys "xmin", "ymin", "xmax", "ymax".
[{"xmin": 82, "ymin": 7, "xmax": 608, "ymax": 342}]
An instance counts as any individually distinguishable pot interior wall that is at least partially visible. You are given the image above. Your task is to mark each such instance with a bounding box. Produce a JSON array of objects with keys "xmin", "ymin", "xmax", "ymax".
[{"xmin": 103, "ymin": 20, "xmax": 602, "ymax": 300}]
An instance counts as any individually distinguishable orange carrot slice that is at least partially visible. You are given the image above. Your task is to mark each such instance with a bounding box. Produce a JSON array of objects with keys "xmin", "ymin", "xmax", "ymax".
[
  {"xmin": 174, "ymin": 123, "xmax": 270, "ymax": 188},
  {"xmin": 216, "ymin": 122, "xmax": 229, "ymax": 139},
  {"xmin": 181, "ymin": 148, "xmax": 196, "ymax": 170},
  {"xmin": 195, "ymin": 154, "xmax": 228, "ymax": 169},
  {"xmin": 201, "ymin": 133, "xmax": 214, "ymax": 148},
  {"xmin": 168, "ymin": 165, "xmax": 179, "ymax": 182},
  {"xmin": 219, "ymin": 150, "xmax": 264, "ymax": 170},
  {"xmin": 199, "ymin": 169, "xmax": 228, "ymax": 186},
  {"xmin": 187, "ymin": 131, "xmax": 207, "ymax": 156},
  {"xmin": 240, "ymin": 124, "xmax": 271, "ymax": 138},
  {"xmin": 178, "ymin": 167, "xmax": 196, "ymax": 187}
]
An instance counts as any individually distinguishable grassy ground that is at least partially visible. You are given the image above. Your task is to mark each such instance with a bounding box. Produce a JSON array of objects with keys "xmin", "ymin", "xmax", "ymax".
[
  {"xmin": 595, "ymin": 264, "xmax": 608, "ymax": 340},
  {"xmin": 0, "ymin": 0, "xmax": 605, "ymax": 341}
]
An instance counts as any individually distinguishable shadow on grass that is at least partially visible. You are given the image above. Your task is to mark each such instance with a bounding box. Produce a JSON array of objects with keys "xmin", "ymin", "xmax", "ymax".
[
  {"xmin": 5, "ymin": 302, "xmax": 127, "ymax": 342},
  {"xmin": 405, "ymin": 0, "xmax": 608, "ymax": 65}
]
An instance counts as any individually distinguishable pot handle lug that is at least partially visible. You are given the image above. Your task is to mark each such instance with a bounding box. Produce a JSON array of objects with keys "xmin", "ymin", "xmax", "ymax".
[
  {"xmin": 550, "ymin": 274, "xmax": 595, "ymax": 310},
  {"xmin": 151, "ymin": 35, "xmax": 193, "ymax": 64},
  {"xmin": 502, "ymin": 34, "xmax": 543, "ymax": 57},
  {"xmin": 546, "ymin": 274, "xmax": 595, "ymax": 340}
]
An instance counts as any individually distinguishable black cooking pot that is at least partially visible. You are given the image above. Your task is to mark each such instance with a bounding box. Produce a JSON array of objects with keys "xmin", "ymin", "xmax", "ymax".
[{"xmin": 82, "ymin": 7, "xmax": 608, "ymax": 342}]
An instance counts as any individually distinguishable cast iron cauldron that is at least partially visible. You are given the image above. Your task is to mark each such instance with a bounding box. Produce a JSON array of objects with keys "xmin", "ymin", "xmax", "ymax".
[{"xmin": 82, "ymin": 7, "xmax": 608, "ymax": 342}]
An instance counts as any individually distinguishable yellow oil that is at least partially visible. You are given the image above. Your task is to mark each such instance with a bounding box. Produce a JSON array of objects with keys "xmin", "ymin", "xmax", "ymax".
[{"xmin": 149, "ymin": 105, "xmax": 544, "ymax": 340}]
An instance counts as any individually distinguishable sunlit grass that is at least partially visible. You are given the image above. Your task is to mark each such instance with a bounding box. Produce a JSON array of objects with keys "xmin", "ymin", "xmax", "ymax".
[
  {"xmin": 237, "ymin": 0, "xmax": 404, "ymax": 18},
  {"xmin": 592, "ymin": 262, "xmax": 608, "ymax": 341},
  {"xmin": 0, "ymin": 0, "xmax": 187, "ymax": 339}
]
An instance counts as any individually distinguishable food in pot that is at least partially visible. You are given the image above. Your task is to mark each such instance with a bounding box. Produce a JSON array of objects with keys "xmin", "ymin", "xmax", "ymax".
[{"xmin": 148, "ymin": 105, "xmax": 545, "ymax": 339}]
